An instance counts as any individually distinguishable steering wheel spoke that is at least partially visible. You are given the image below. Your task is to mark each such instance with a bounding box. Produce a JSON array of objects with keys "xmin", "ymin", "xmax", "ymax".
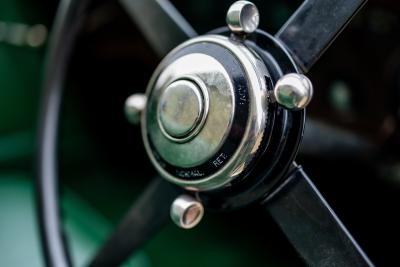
[
  {"xmin": 120, "ymin": 0, "xmax": 198, "ymax": 57},
  {"xmin": 89, "ymin": 178, "xmax": 182, "ymax": 267},
  {"xmin": 263, "ymin": 165, "xmax": 374, "ymax": 266},
  {"xmin": 276, "ymin": 0, "xmax": 367, "ymax": 73}
]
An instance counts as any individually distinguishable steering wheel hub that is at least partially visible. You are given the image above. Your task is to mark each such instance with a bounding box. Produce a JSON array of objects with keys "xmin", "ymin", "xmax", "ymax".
[{"xmin": 142, "ymin": 35, "xmax": 270, "ymax": 191}]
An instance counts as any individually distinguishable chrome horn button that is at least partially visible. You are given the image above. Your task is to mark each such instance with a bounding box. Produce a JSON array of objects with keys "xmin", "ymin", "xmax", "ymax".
[{"xmin": 158, "ymin": 77, "xmax": 207, "ymax": 143}]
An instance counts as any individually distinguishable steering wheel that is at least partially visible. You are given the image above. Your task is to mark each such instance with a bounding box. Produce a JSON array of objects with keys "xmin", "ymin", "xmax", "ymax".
[{"xmin": 36, "ymin": 0, "xmax": 374, "ymax": 266}]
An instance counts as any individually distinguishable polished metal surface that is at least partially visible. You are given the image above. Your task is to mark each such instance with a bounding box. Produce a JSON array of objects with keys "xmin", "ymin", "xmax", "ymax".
[
  {"xmin": 120, "ymin": 0, "xmax": 197, "ymax": 57},
  {"xmin": 124, "ymin": 93, "xmax": 147, "ymax": 125},
  {"xmin": 170, "ymin": 195, "xmax": 204, "ymax": 229},
  {"xmin": 276, "ymin": 0, "xmax": 367, "ymax": 73},
  {"xmin": 158, "ymin": 78, "xmax": 207, "ymax": 142},
  {"xmin": 226, "ymin": 1, "xmax": 259, "ymax": 34},
  {"xmin": 273, "ymin": 73, "xmax": 313, "ymax": 110},
  {"xmin": 142, "ymin": 35, "xmax": 269, "ymax": 191},
  {"xmin": 145, "ymin": 52, "xmax": 233, "ymax": 168}
]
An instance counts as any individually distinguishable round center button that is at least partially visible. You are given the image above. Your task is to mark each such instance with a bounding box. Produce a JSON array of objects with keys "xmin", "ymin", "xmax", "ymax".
[{"xmin": 158, "ymin": 78, "xmax": 207, "ymax": 142}]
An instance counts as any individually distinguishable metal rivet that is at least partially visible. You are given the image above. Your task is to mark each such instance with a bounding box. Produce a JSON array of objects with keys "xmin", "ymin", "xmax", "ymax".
[
  {"xmin": 170, "ymin": 195, "xmax": 204, "ymax": 229},
  {"xmin": 273, "ymin": 73, "xmax": 313, "ymax": 110},
  {"xmin": 124, "ymin": 93, "xmax": 147, "ymax": 125},
  {"xmin": 226, "ymin": 1, "xmax": 260, "ymax": 34}
]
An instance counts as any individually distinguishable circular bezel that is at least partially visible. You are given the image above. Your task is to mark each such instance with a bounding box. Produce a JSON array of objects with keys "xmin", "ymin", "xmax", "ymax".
[{"xmin": 142, "ymin": 35, "xmax": 269, "ymax": 191}]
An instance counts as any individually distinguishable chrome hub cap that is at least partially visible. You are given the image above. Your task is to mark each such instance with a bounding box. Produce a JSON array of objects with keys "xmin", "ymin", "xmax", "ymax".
[{"xmin": 141, "ymin": 35, "xmax": 270, "ymax": 191}]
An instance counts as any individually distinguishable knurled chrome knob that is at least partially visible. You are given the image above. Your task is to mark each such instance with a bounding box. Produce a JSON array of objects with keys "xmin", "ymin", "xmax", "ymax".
[
  {"xmin": 226, "ymin": 1, "xmax": 260, "ymax": 34},
  {"xmin": 273, "ymin": 73, "xmax": 313, "ymax": 110},
  {"xmin": 170, "ymin": 195, "xmax": 204, "ymax": 229},
  {"xmin": 124, "ymin": 93, "xmax": 147, "ymax": 125}
]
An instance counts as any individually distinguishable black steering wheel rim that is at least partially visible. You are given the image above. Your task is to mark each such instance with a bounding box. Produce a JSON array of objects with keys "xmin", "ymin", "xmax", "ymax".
[{"xmin": 36, "ymin": 1, "xmax": 91, "ymax": 266}]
